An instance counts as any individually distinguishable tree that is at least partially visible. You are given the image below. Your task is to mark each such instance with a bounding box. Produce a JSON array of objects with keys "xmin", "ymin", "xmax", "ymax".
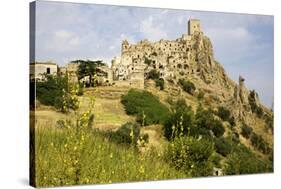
[
  {"xmin": 72, "ymin": 59, "xmax": 105, "ymax": 87},
  {"xmin": 163, "ymin": 99, "xmax": 194, "ymax": 140},
  {"xmin": 36, "ymin": 74, "xmax": 79, "ymax": 112}
]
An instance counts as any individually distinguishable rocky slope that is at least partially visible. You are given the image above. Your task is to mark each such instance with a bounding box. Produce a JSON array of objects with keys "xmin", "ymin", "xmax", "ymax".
[{"xmin": 144, "ymin": 31, "xmax": 273, "ymax": 158}]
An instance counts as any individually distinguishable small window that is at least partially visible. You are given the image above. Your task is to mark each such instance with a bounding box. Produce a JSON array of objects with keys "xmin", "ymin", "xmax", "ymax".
[{"xmin": 46, "ymin": 67, "xmax": 50, "ymax": 74}]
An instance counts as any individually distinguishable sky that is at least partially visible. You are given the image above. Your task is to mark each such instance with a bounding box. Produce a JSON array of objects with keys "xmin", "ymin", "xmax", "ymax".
[{"xmin": 35, "ymin": 1, "xmax": 274, "ymax": 108}]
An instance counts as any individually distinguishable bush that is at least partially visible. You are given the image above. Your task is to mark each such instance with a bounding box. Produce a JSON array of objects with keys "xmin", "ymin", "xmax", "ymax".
[
  {"xmin": 192, "ymin": 106, "xmax": 224, "ymax": 138},
  {"xmin": 250, "ymin": 132, "xmax": 270, "ymax": 154},
  {"xmin": 228, "ymin": 116, "xmax": 236, "ymax": 127},
  {"xmin": 36, "ymin": 74, "xmax": 79, "ymax": 112},
  {"xmin": 165, "ymin": 136, "xmax": 214, "ymax": 177},
  {"xmin": 224, "ymin": 143, "xmax": 272, "ymax": 175},
  {"xmin": 144, "ymin": 57, "xmax": 152, "ymax": 66},
  {"xmin": 264, "ymin": 114, "xmax": 273, "ymax": 132},
  {"xmin": 36, "ymin": 74, "xmax": 67, "ymax": 108},
  {"xmin": 148, "ymin": 69, "xmax": 160, "ymax": 80},
  {"xmin": 195, "ymin": 106, "xmax": 214, "ymax": 131},
  {"xmin": 163, "ymin": 99, "xmax": 194, "ymax": 140},
  {"xmin": 211, "ymin": 120, "xmax": 225, "ymax": 137},
  {"xmin": 217, "ymin": 106, "xmax": 231, "ymax": 121},
  {"xmin": 155, "ymin": 79, "xmax": 164, "ymax": 90},
  {"xmin": 121, "ymin": 89, "xmax": 170, "ymax": 125},
  {"xmin": 211, "ymin": 153, "xmax": 222, "ymax": 168},
  {"xmin": 214, "ymin": 137, "xmax": 232, "ymax": 157},
  {"xmin": 240, "ymin": 123, "xmax": 253, "ymax": 139},
  {"xmin": 178, "ymin": 79, "xmax": 196, "ymax": 95},
  {"xmin": 105, "ymin": 122, "xmax": 141, "ymax": 145}
]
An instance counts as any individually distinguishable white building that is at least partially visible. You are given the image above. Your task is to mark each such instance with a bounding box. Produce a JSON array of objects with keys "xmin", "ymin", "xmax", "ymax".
[{"xmin": 30, "ymin": 62, "xmax": 58, "ymax": 81}]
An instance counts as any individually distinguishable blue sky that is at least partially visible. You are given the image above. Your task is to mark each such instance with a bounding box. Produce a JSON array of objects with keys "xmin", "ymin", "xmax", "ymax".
[{"xmin": 35, "ymin": 1, "xmax": 274, "ymax": 107}]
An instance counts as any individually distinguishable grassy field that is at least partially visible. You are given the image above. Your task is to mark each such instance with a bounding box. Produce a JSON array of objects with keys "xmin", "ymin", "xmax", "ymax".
[
  {"xmin": 33, "ymin": 86, "xmax": 189, "ymax": 187},
  {"xmin": 34, "ymin": 123, "xmax": 188, "ymax": 187}
]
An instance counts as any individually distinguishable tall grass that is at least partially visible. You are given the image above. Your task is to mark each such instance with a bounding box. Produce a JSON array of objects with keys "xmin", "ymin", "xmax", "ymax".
[
  {"xmin": 34, "ymin": 82, "xmax": 187, "ymax": 187},
  {"xmin": 35, "ymin": 127, "xmax": 187, "ymax": 187}
]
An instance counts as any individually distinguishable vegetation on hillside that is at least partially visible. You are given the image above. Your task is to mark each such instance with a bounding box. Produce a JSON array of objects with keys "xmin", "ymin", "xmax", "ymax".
[
  {"xmin": 121, "ymin": 89, "xmax": 170, "ymax": 125},
  {"xmin": 36, "ymin": 74, "xmax": 80, "ymax": 112},
  {"xmin": 33, "ymin": 69, "xmax": 273, "ymax": 187},
  {"xmin": 178, "ymin": 79, "xmax": 196, "ymax": 95},
  {"xmin": 72, "ymin": 59, "xmax": 105, "ymax": 87},
  {"xmin": 147, "ymin": 69, "xmax": 165, "ymax": 90}
]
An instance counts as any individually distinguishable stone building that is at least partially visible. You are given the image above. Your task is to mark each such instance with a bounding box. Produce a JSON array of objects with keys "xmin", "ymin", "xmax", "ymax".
[
  {"xmin": 30, "ymin": 61, "xmax": 58, "ymax": 81},
  {"xmin": 111, "ymin": 19, "xmax": 215, "ymax": 89}
]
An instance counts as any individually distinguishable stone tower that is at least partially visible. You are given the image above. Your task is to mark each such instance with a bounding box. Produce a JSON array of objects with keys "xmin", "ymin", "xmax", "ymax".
[
  {"xmin": 121, "ymin": 40, "xmax": 129, "ymax": 52},
  {"xmin": 188, "ymin": 19, "xmax": 201, "ymax": 35}
]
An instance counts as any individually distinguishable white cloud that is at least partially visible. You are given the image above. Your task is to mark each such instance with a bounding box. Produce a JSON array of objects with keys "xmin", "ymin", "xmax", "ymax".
[
  {"xmin": 140, "ymin": 16, "xmax": 167, "ymax": 41},
  {"xmin": 45, "ymin": 30, "xmax": 80, "ymax": 52}
]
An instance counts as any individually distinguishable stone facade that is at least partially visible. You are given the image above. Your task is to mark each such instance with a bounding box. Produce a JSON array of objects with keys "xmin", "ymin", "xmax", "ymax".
[
  {"xmin": 111, "ymin": 19, "xmax": 215, "ymax": 89},
  {"xmin": 30, "ymin": 62, "xmax": 58, "ymax": 81}
]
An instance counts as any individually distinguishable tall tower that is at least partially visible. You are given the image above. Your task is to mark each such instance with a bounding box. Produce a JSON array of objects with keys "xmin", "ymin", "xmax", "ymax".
[
  {"xmin": 188, "ymin": 19, "xmax": 201, "ymax": 35},
  {"xmin": 121, "ymin": 40, "xmax": 129, "ymax": 53}
]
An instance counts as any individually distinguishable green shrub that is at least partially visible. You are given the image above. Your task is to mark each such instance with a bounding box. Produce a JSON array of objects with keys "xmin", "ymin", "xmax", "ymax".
[
  {"xmin": 217, "ymin": 106, "xmax": 231, "ymax": 121},
  {"xmin": 214, "ymin": 137, "xmax": 232, "ymax": 157},
  {"xmin": 163, "ymin": 99, "xmax": 194, "ymax": 140},
  {"xmin": 211, "ymin": 153, "xmax": 222, "ymax": 168},
  {"xmin": 36, "ymin": 74, "xmax": 67, "ymax": 108},
  {"xmin": 121, "ymin": 89, "xmax": 170, "ymax": 125},
  {"xmin": 148, "ymin": 69, "xmax": 160, "ymax": 80},
  {"xmin": 178, "ymin": 79, "xmax": 196, "ymax": 95},
  {"xmin": 36, "ymin": 74, "xmax": 79, "ymax": 112},
  {"xmin": 195, "ymin": 106, "xmax": 214, "ymax": 131},
  {"xmin": 105, "ymin": 122, "xmax": 141, "ymax": 145},
  {"xmin": 224, "ymin": 143, "xmax": 272, "ymax": 175},
  {"xmin": 250, "ymin": 132, "xmax": 270, "ymax": 154},
  {"xmin": 144, "ymin": 57, "xmax": 152, "ymax": 66},
  {"xmin": 264, "ymin": 114, "xmax": 273, "ymax": 132},
  {"xmin": 155, "ymin": 79, "xmax": 164, "ymax": 90},
  {"xmin": 165, "ymin": 136, "xmax": 214, "ymax": 177},
  {"xmin": 211, "ymin": 120, "xmax": 225, "ymax": 137},
  {"xmin": 192, "ymin": 106, "xmax": 224, "ymax": 138},
  {"xmin": 240, "ymin": 123, "xmax": 253, "ymax": 139},
  {"xmin": 228, "ymin": 116, "xmax": 236, "ymax": 127}
]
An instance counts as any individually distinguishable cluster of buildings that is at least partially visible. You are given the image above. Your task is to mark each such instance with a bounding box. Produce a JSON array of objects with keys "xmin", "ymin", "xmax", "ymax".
[{"xmin": 30, "ymin": 19, "xmax": 213, "ymax": 90}]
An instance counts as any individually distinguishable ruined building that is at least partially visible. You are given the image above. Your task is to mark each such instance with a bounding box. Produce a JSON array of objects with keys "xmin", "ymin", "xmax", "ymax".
[{"xmin": 111, "ymin": 19, "xmax": 215, "ymax": 89}]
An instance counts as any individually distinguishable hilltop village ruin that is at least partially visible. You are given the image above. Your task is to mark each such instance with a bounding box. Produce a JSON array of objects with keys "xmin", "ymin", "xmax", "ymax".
[{"xmin": 32, "ymin": 19, "xmax": 210, "ymax": 88}]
